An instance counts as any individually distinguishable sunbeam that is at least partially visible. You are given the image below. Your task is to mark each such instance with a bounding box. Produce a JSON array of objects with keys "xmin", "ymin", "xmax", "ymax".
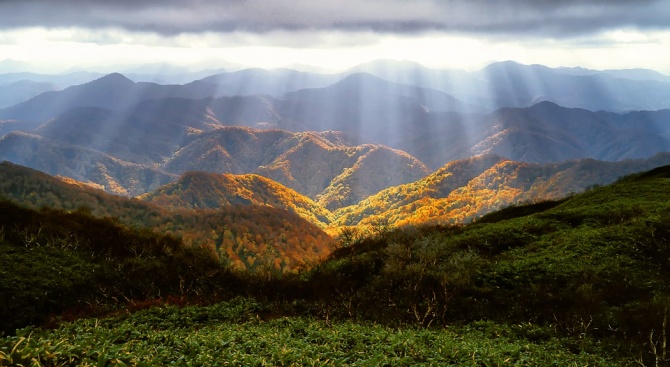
[{"xmin": 3, "ymin": 2, "xmax": 670, "ymax": 364}]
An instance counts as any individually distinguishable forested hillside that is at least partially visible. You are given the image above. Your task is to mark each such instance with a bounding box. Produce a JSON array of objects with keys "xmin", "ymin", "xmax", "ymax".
[
  {"xmin": 0, "ymin": 161, "xmax": 333, "ymax": 271},
  {"xmin": 335, "ymin": 152, "xmax": 670, "ymax": 228},
  {"xmin": 140, "ymin": 171, "xmax": 333, "ymax": 228}
]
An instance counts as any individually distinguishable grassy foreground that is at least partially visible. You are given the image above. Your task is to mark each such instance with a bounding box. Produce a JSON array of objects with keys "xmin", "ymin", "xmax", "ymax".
[{"xmin": 0, "ymin": 298, "xmax": 628, "ymax": 367}]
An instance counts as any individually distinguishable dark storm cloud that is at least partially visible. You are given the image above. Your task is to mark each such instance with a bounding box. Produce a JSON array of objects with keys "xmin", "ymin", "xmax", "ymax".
[{"xmin": 0, "ymin": 0, "xmax": 667, "ymax": 37}]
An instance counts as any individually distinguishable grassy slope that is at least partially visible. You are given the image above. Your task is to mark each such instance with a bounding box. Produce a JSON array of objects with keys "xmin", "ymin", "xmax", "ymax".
[
  {"xmin": 0, "ymin": 299, "xmax": 627, "ymax": 366},
  {"xmin": 307, "ymin": 167, "xmax": 670, "ymax": 363},
  {"xmin": 0, "ymin": 201, "xmax": 226, "ymax": 335}
]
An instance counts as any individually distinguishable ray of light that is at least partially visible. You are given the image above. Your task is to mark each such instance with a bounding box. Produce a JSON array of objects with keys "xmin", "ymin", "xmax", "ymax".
[{"xmin": 3, "ymin": 27, "xmax": 670, "ymax": 75}]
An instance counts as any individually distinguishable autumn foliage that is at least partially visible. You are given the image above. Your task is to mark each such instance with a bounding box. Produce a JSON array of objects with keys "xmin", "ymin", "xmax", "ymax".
[{"xmin": 0, "ymin": 161, "xmax": 333, "ymax": 272}]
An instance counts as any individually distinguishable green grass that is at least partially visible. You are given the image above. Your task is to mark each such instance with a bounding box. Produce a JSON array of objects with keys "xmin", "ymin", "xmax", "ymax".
[{"xmin": 0, "ymin": 298, "xmax": 629, "ymax": 367}]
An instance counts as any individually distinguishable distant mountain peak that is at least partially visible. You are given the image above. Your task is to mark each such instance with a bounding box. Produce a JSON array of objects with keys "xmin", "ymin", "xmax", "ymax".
[
  {"xmin": 481, "ymin": 60, "xmax": 524, "ymax": 71},
  {"xmin": 485, "ymin": 60, "xmax": 523, "ymax": 67},
  {"xmin": 529, "ymin": 100, "xmax": 562, "ymax": 109},
  {"xmin": 93, "ymin": 72, "xmax": 134, "ymax": 85},
  {"xmin": 481, "ymin": 60, "xmax": 553, "ymax": 73},
  {"xmin": 338, "ymin": 72, "xmax": 387, "ymax": 83}
]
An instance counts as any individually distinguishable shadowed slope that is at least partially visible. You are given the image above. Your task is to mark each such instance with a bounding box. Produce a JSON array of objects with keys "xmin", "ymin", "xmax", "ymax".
[{"xmin": 0, "ymin": 131, "xmax": 177, "ymax": 196}]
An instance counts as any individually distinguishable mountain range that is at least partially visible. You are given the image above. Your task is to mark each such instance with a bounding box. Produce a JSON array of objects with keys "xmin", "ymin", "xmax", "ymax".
[
  {"xmin": 3, "ymin": 147, "xmax": 670, "ymax": 237},
  {"xmin": 0, "ymin": 123, "xmax": 429, "ymax": 204},
  {"xmin": 4, "ymin": 59, "xmax": 670, "ymax": 363},
  {"xmin": 1, "ymin": 61, "xmax": 669, "ymax": 172},
  {"xmin": 0, "ymin": 148, "xmax": 666, "ymax": 274},
  {"xmin": 4, "ymin": 59, "xmax": 670, "ymax": 119},
  {"xmin": 1, "ymin": 59, "xmax": 670, "ymax": 242},
  {"xmin": 351, "ymin": 59, "xmax": 670, "ymax": 111}
]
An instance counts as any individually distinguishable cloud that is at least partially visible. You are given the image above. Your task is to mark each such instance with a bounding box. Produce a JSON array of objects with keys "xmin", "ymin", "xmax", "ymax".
[{"xmin": 0, "ymin": 0, "xmax": 668, "ymax": 38}]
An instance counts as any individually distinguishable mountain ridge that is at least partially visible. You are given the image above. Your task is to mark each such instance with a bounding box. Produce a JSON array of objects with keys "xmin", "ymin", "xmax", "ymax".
[
  {"xmin": 6, "ymin": 147, "xmax": 670, "ymax": 244},
  {"xmin": 1, "ymin": 61, "xmax": 670, "ymax": 210},
  {"xmin": 0, "ymin": 122, "xmax": 430, "ymax": 208},
  {"xmin": 0, "ymin": 161, "xmax": 333, "ymax": 271},
  {"xmin": 140, "ymin": 171, "xmax": 334, "ymax": 228},
  {"xmin": 333, "ymin": 152, "xmax": 670, "ymax": 228}
]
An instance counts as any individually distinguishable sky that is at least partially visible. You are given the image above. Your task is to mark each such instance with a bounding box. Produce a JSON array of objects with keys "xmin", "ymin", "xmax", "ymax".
[{"xmin": 0, "ymin": 0, "xmax": 669, "ymax": 74}]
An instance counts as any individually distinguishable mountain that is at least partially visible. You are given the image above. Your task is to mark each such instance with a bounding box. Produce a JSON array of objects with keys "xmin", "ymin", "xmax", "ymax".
[
  {"xmin": 0, "ymin": 161, "xmax": 333, "ymax": 271},
  {"xmin": 603, "ymin": 68, "xmax": 670, "ymax": 82},
  {"xmin": 310, "ymin": 144, "xmax": 431, "ymax": 210},
  {"xmin": 140, "ymin": 171, "xmax": 333, "ymax": 228},
  {"xmin": 345, "ymin": 59, "xmax": 670, "ymax": 112},
  {"xmin": 334, "ymin": 154, "xmax": 506, "ymax": 227},
  {"xmin": 5, "ymin": 98, "xmax": 670, "ymax": 202},
  {"xmin": 269, "ymin": 67, "xmax": 670, "ymax": 168},
  {"xmin": 0, "ymin": 71, "xmax": 101, "ymax": 86},
  {"xmin": 12, "ymin": 124, "xmax": 670, "ymax": 236},
  {"xmin": 0, "ymin": 114, "xmax": 430, "ymax": 208},
  {"xmin": 32, "ymin": 95, "xmax": 277, "ymax": 164},
  {"xmin": 0, "ymin": 71, "xmax": 103, "ymax": 110},
  {"xmin": 3, "ymin": 61, "xmax": 670, "ymax": 129},
  {"xmin": 334, "ymin": 152, "xmax": 670, "ymax": 228},
  {"xmin": 465, "ymin": 102, "xmax": 670, "ymax": 162},
  {"xmin": 3, "ymin": 91, "xmax": 670, "ymax": 201},
  {"xmin": 557, "ymin": 65, "xmax": 670, "ymax": 82},
  {"xmin": 0, "ymin": 73, "xmax": 135, "ymax": 122},
  {"xmin": 120, "ymin": 63, "xmax": 229, "ymax": 84},
  {"xmin": 275, "ymin": 73, "xmax": 468, "ymax": 158},
  {"xmin": 346, "ymin": 59, "xmax": 473, "ymax": 95},
  {"xmin": 277, "ymin": 73, "xmax": 429, "ymax": 143},
  {"xmin": 397, "ymin": 101, "xmax": 670, "ymax": 168},
  {"xmin": 5, "ymin": 163, "xmax": 670, "ymax": 363},
  {"xmin": 5, "ymin": 145, "xmax": 670, "ymax": 274},
  {"xmin": 199, "ymin": 68, "xmax": 341, "ymax": 97},
  {"xmin": 164, "ymin": 127, "xmax": 430, "ymax": 209},
  {"xmin": 474, "ymin": 61, "xmax": 670, "ymax": 111},
  {"xmin": 0, "ymin": 73, "xmax": 260, "ymax": 123},
  {"xmin": 0, "ymin": 119, "xmax": 24, "ymax": 137},
  {"xmin": 2, "ymin": 62, "xmax": 670, "ymax": 203},
  {"xmin": 0, "ymin": 80, "xmax": 57, "ymax": 108},
  {"xmin": 310, "ymin": 162, "xmax": 670, "ymax": 352},
  {"xmin": 0, "ymin": 131, "xmax": 178, "ymax": 196}
]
